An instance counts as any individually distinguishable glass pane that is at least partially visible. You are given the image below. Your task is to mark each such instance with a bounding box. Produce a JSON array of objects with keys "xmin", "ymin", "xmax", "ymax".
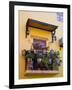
[{"xmin": 33, "ymin": 39, "xmax": 46, "ymax": 49}]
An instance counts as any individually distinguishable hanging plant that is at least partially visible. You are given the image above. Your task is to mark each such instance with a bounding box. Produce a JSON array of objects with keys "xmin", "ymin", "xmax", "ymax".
[
  {"xmin": 59, "ymin": 37, "xmax": 63, "ymax": 49},
  {"xmin": 25, "ymin": 50, "xmax": 35, "ymax": 59},
  {"xmin": 52, "ymin": 51, "xmax": 62, "ymax": 70}
]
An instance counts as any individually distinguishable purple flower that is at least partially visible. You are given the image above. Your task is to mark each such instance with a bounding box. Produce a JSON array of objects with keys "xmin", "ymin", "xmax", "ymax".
[
  {"xmin": 49, "ymin": 58, "xmax": 52, "ymax": 64},
  {"xmin": 56, "ymin": 58, "xmax": 60, "ymax": 65}
]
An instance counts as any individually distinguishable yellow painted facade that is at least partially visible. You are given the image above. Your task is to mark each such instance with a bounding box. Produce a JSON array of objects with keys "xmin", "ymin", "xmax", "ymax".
[{"xmin": 19, "ymin": 11, "xmax": 63, "ymax": 79}]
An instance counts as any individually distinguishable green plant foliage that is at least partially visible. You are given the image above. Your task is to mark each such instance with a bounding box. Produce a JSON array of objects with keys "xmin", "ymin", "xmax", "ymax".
[
  {"xmin": 25, "ymin": 49, "xmax": 62, "ymax": 70},
  {"xmin": 25, "ymin": 51, "xmax": 34, "ymax": 59},
  {"xmin": 42, "ymin": 55, "xmax": 49, "ymax": 69}
]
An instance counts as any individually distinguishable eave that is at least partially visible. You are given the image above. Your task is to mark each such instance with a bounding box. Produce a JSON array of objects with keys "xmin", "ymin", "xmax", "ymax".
[{"xmin": 26, "ymin": 18, "xmax": 58, "ymax": 38}]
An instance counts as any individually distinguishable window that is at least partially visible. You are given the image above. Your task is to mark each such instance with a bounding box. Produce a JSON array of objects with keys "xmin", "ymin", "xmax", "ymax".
[{"xmin": 33, "ymin": 39, "xmax": 46, "ymax": 49}]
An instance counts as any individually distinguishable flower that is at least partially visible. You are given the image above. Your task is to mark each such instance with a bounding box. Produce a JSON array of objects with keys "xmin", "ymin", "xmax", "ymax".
[{"xmin": 48, "ymin": 58, "xmax": 52, "ymax": 64}]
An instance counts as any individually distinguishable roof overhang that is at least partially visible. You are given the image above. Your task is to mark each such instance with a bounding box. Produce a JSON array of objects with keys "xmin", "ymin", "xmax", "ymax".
[
  {"xmin": 26, "ymin": 18, "xmax": 58, "ymax": 32},
  {"xmin": 26, "ymin": 18, "xmax": 58, "ymax": 38}
]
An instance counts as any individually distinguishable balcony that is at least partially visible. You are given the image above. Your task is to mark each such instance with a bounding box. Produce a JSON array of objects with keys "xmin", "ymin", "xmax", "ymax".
[{"xmin": 22, "ymin": 48, "xmax": 62, "ymax": 74}]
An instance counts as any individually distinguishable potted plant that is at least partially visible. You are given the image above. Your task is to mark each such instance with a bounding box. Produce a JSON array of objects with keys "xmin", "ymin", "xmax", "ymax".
[
  {"xmin": 51, "ymin": 51, "xmax": 62, "ymax": 70},
  {"xmin": 42, "ymin": 50, "xmax": 62, "ymax": 71},
  {"xmin": 25, "ymin": 50, "xmax": 34, "ymax": 70}
]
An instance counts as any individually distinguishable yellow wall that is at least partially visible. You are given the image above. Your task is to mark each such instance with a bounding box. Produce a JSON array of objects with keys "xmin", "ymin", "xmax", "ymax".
[
  {"xmin": 30, "ymin": 27, "xmax": 52, "ymax": 47},
  {"xmin": 19, "ymin": 11, "xmax": 63, "ymax": 79}
]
